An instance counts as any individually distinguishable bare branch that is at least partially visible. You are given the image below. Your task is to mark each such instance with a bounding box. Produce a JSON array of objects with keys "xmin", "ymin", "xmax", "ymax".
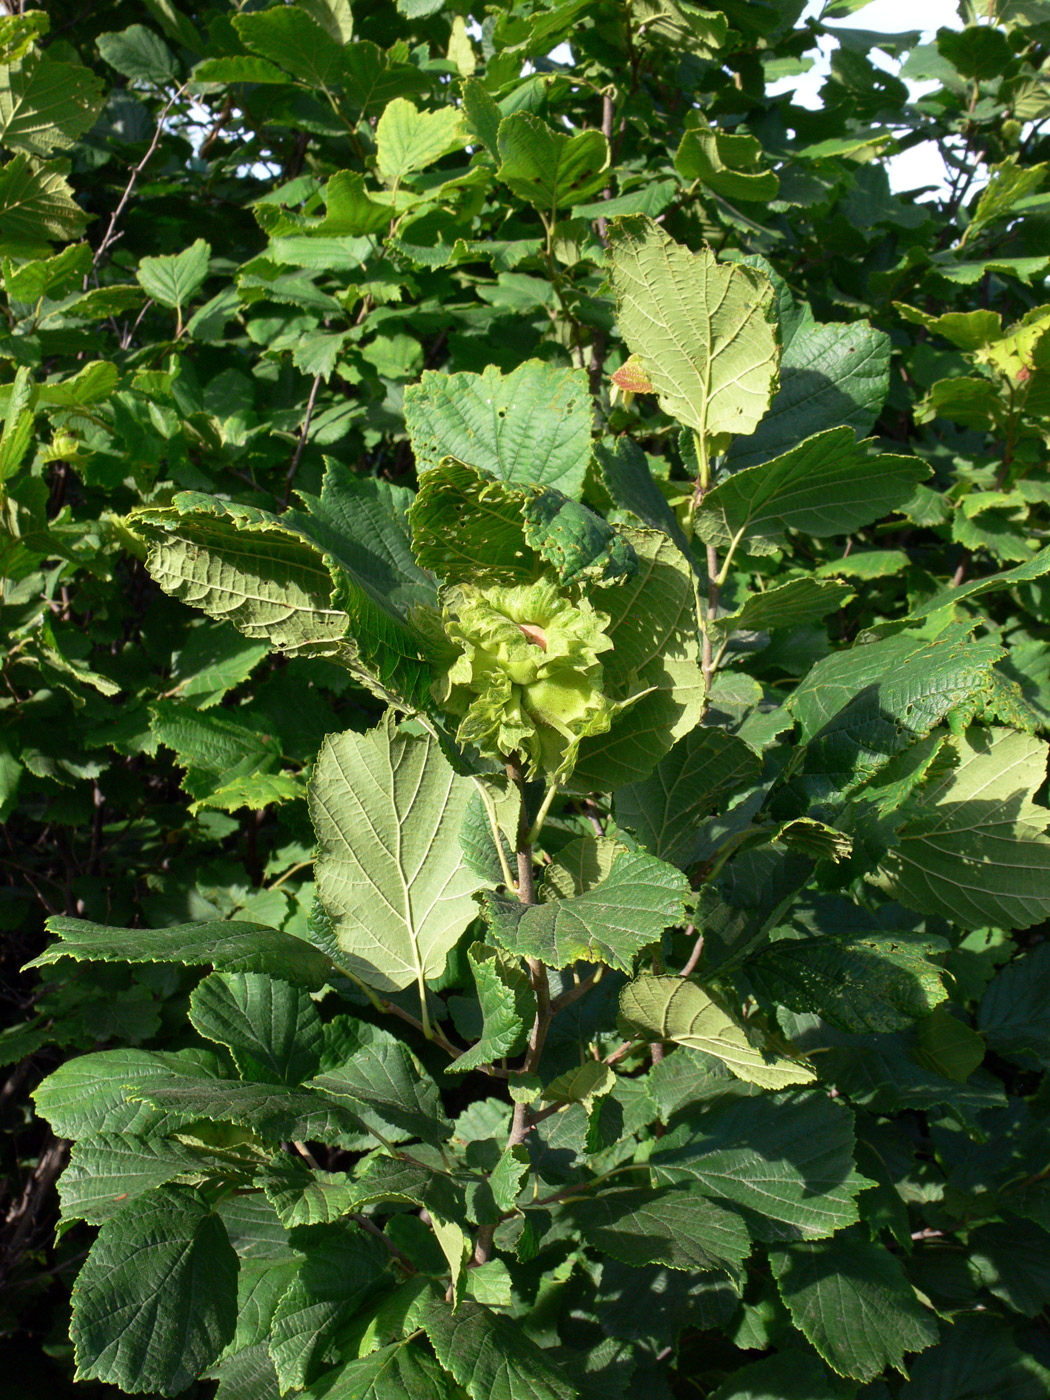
[{"xmin": 89, "ymin": 85, "xmax": 188, "ymax": 284}]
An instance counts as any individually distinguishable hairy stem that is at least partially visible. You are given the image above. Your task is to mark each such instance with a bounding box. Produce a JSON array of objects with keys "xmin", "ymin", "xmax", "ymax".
[{"xmin": 474, "ymin": 758, "xmax": 553, "ymax": 1265}]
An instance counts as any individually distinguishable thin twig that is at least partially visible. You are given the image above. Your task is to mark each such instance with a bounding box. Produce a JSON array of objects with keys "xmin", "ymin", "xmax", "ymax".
[
  {"xmin": 474, "ymin": 760, "xmax": 551, "ymax": 1267},
  {"xmin": 603, "ymin": 1037, "xmax": 643, "ymax": 1066},
  {"xmin": 679, "ymin": 923, "xmax": 704, "ymax": 978},
  {"xmin": 550, "ymin": 966, "xmax": 603, "ymax": 1013},
  {"xmin": 283, "ymin": 374, "xmax": 322, "ymax": 506},
  {"xmin": 351, "ymin": 1211, "xmax": 417, "ymax": 1268},
  {"xmin": 89, "ymin": 85, "xmax": 188, "ymax": 283}
]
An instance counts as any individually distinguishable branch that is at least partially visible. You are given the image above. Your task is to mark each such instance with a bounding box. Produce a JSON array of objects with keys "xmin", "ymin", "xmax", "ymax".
[
  {"xmin": 679, "ymin": 923, "xmax": 704, "ymax": 978},
  {"xmin": 283, "ymin": 374, "xmax": 322, "ymax": 506},
  {"xmin": 474, "ymin": 759, "xmax": 552, "ymax": 1266},
  {"xmin": 89, "ymin": 85, "xmax": 188, "ymax": 283},
  {"xmin": 550, "ymin": 965, "xmax": 604, "ymax": 1013}
]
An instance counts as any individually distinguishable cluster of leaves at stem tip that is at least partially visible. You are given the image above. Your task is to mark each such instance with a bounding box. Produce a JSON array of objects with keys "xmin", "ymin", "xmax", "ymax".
[{"xmin": 6, "ymin": 1, "xmax": 1050, "ymax": 1400}]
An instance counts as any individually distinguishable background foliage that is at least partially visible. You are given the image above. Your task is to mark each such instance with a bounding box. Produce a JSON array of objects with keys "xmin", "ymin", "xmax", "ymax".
[{"xmin": 4, "ymin": 0, "xmax": 1050, "ymax": 1397}]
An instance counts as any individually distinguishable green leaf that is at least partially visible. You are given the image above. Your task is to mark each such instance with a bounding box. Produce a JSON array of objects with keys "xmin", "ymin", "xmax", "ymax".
[
  {"xmin": 459, "ymin": 780, "xmax": 516, "ymax": 885},
  {"xmin": 189, "ymin": 972, "xmax": 324, "ymax": 1084},
  {"xmin": 939, "ymin": 23, "xmax": 1015, "ymax": 79},
  {"xmin": 492, "ymin": 0, "xmax": 594, "ymax": 58},
  {"xmin": 136, "ymin": 238, "xmax": 211, "ymax": 312},
  {"xmin": 28, "ymin": 916, "xmax": 332, "ymax": 988},
  {"xmin": 890, "ymin": 544, "xmax": 1050, "ymax": 629},
  {"xmin": 411, "ymin": 457, "xmax": 636, "ymax": 594},
  {"xmin": 299, "ymin": 0, "xmax": 354, "ymax": 43},
  {"xmin": 675, "ymin": 116, "xmax": 779, "ymax": 201},
  {"xmin": 422, "ymin": 1292, "xmax": 578, "ymax": 1400},
  {"xmin": 968, "ymin": 1219, "xmax": 1050, "ymax": 1315},
  {"xmin": 0, "ymin": 12, "xmax": 49, "ymax": 64},
  {"xmin": 628, "ymin": 0, "xmax": 728, "ymax": 54},
  {"xmin": 282, "ymin": 461, "xmax": 438, "ymax": 703},
  {"xmin": 899, "ymin": 1315, "xmax": 1050, "ymax": 1400},
  {"xmin": 607, "ymin": 215, "xmax": 779, "ymax": 443},
  {"xmin": 769, "ymin": 1230, "xmax": 938, "ymax": 1382},
  {"xmin": 449, "ymin": 943, "xmax": 533, "ymax": 1073},
  {"xmin": 0, "ymin": 154, "xmax": 89, "ymax": 250},
  {"xmin": 699, "ymin": 427, "xmax": 928, "ymax": 553},
  {"xmin": 0, "ymin": 363, "xmax": 34, "ymax": 482},
  {"xmin": 70, "ymin": 1185, "xmax": 238, "ymax": 1396},
  {"xmin": 914, "ymin": 1004, "xmax": 984, "ymax": 1082},
  {"xmin": 0, "ymin": 52, "xmax": 104, "ymax": 157},
  {"xmin": 780, "ymin": 1011, "xmax": 1001, "ymax": 1122},
  {"xmin": 979, "ymin": 940, "xmax": 1050, "ymax": 1069},
  {"xmin": 150, "ymin": 699, "xmax": 295, "ymax": 813},
  {"xmin": 708, "ymin": 1350, "xmax": 855, "ymax": 1400},
  {"xmin": 484, "ymin": 848, "xmax": 689, "ymax": 972},
  {"xmin": 967, "ymin": 157, "xmax": 1047, "ymax": 241},
  {"xmin": 192, "ymin": 55, "xmax": 290, "ymax": 85},
  {"xmin": 258, "ymin": 1154, "xmax": 358, "ymax": 1229},
  {"xmin": 37, "ymin": 359, "xmax": 119, "ymax": 407},
  {"xmin": 292, "ymin": 328, "xmax": 350, "ymax": 380},
  {"xmin": 312, "ymin": 1038, "xmax": 452, "ymax": 1146},
  {"xmin": 727, "ymin": 271, "xmax": 891, "ymax": 471},
  {"xmin": 129, "ymin": 1072, "xmax": 365, "ymax": 1143},
  {"xmin": 497, "ymin": 111, "xmax": 609, "ymax": 210},
  {"xmin": 877, "ymin": 727, "xmax": 1050, "ymax": 930},
  {"xmin": 466, "ymin": 1260, "xmax": 511, "ymax": 1308},
  {"xmin": 309, "ymin": 170, "xmax": 394, "ymax": 236},
  {"xmin": 521, "ymin": 484, "xmax": 638, "ymax": 587},
  {"xmin": 138, "ymin": 499, "xmax": 348, "ymax": 653},
  {"xmin": 571, "ymin": 528, "xmax": 706, "ymax": 790},
  {"xmin": 895, "ymin": 303, "xmax": 1003, "ymax": 351},
  {"xmin": 376, "ymin": 98, "xmax": 466, "ymax": 186},
  {"xmin": 410, "ymin": 458, "xmax": 539, "ymax": 585},
  {"xmin": 542, "ymin": 835, "xmax": 622, "ymax": 897},
  {"xmin": 594, "ymin": 435, "xmax": 695, "ymax": 562},
  {"xmin": 328, "ymin": 1152, "xmax": 465, "ymax": 1223},
  {"xmin": 460, "ymin": 76, "xmax": 500, "ymax": 159},
  {"xmin": 167, "ymin": 622, "xmax": 270, "ymax": 709},
  {"xmin": 2, "ymin": 240, "xmax": 90, "ymax": 299},
  {"xmin": 59, "ymin": 1134, "xmax": 236, "ymax": 1226},
  {"xmin": 614, "ymin": 726, "xmax": 762, "ymax": 867},
  {"xmin": 309, "ymin": 716, "xmax": 486, "ymax": 997},
  {"xmin": 269, "ymin": 1222, "xmax": 389, "ymax": 1390},
  {"xmin": 340, "ymin": 41, "xmax": 429, "ymax": 118},
  {"xmin": 620, "ymin": 976, "xmax": 816, "ymax": 1089},
  {"xmin": 564, "ymin": 1184, "xmax": 751, "ymax": 1272},
  {"xmin": 789, "ymin": 626, "xmax": 1002, "ymax": 799},
  {"xmin": 234, "ymin": 6, "xmax": 343, "ymax": 87},
  {"xmin": 97, "ymin": 25, "xmax": 177, "ymax": 85},
  {"xmin": 649, "ymin": 1089, "xmax": 872, "ymax": 1239},
  {"xmin": 33, "ymin": 1048, "xmax": 226, "ymax": 1139},
  {"xmin": 490, "ymin": 1144, "xmax": 530, "ymax": 1213},
  {"xmin": 543, "ymin": 1062, "xmax": 616, "ymax": 1109},
  {"xmin": 746, "ymin": 932, "xmax": 949, "ymax": 1033},
  {"xmin": 404, "ymin": 361, "xmax": 593, "ymax": 498},
  {"xmin": 299, "ymin": 1342, "xmax": 456, "ymax": 1399},
  {"xmin": 209, "ymin": 1344, "xmax": 281, "ymax": 1400},
  {"xmin": 710, "ymin": 577, "xmax": 855, "ymax": 647}
]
